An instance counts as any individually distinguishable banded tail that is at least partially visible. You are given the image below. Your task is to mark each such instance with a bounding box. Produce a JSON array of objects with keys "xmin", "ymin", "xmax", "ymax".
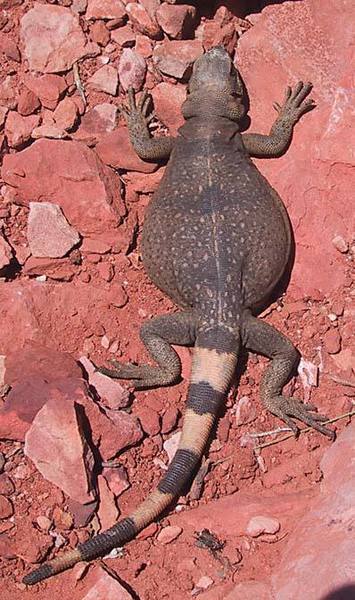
[{"xmin": 23, "ymin": 331, "xmax": 238, "ymax": 585}]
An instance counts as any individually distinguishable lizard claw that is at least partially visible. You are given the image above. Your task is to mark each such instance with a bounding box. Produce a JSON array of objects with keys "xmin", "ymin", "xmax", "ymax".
[
  {"xmin": 119, "ymin": 87, "xmax": 154, "ymax": 128},
  {"xmin": 275, "ymin": 81, "xmax": 316, "ymax": 124},
  {"xmin": 265, "ymin": 395, "xmax": 335, "ymax": 440}
]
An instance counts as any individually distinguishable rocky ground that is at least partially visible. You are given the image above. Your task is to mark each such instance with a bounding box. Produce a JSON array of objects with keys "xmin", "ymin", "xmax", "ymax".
[{"xmin": 0, "ymin": 0, "xmax": 354, "ymax": 599}]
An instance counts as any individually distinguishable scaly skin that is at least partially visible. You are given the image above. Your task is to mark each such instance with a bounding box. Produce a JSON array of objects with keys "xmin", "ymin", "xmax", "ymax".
[{"xmin": 23, "ymin": 47, "xmax": 334, "ymax": 586}]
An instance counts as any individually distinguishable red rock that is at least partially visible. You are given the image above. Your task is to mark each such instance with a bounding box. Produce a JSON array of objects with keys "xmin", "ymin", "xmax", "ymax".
[
  {"xmin": 194, "ymin": 576, "xmax": 213, "ymax": 592},
  {"xmin": 235, "ymin": 396, "xmax": 257, "ymax": 426},
  {"xmin": 0, "ymin": 474, "xmax": 14, "ymax": 496},
  {"xmin": 0, "ymin": 0, "xmax": 23, "ymax": 7},
  {"xmin": 226, "ymin": 581, "xmax": 273, "ymax": 600},
  {"xmin": 246, "ymin": 515, "xmax": 280, "ymax": 537},
  {"xmin": 86, "ymin": 0, "xmax": 126, "ymax": 21},
  {"xmin": 272, "ymin": 422, "xmax": 355, "ymax": 599},
  {"xmin": 0, "ymin": 234, "xmax": 13, "ymax": 270},
  {"xmin": 137, "ymin": 521, "xmax": 158, "ymax": 540},
  {"xmin": 135, "ymin": 34, "xmax": 152, "ymax": 58},
  {"xmin": 2, "ymin": 139, "xmax": 124, "ymax": 235},
  {"xmin": 27, "ymin": 202, "xmax": 80, "ymax": 258},
  {"xmin": 72, "ymin": 0, "xmax": 88, "ymax": 15},
  {"xmin": 77, "ymin": 103, "xmax": 118, "ymax": 142},
  {"xmin": 24, "ymin": 397, "xmax": 96, "ymax": 504},
  {"xmin": 161, "ymin": 406, "xmax": 179, "ymax": 434},
  {"xmin": 330, "ymin": 348, "xmax": 354, "ymax": 375},
  {"xmin": 24, "ymin": 256, "xmax": 77, "ymax": 281},
  {"xmin": 139, "ymin": 0, "xmax": 160, "ymax": 19},
  {"xmin": 153, "ymin": 39, "xmax": 203, "ymax": 79},
  {"xmin": 136, "ymin": 405, "xmax": 160, "ymax": 436},
  {"xmin": 36, "ymin": 515, "xmax": 52, "ymax": 532},
  {"xmin": 97, "ymin": 474, "xmax": 119, "ymax": 530},
  {"xmin": 24, "ymin": 74, "xmax": 67, "ymax": 110},
  {"xmin": 0, "ymin": 495, "xmax": 13, "ymax": 519},
  {"xmin": 96, "ymin": 126, "xmax": 158, "ymax": 173},
  {"xmin": 118, "ymin": 48, "xmax": 146, "ymax": 92},
  {"xmin": 90, "ymin": 20, "xmax": 110, "ymax": 46},
  {"xmin": 17, "ymin": 88, "xmax": 40, "ymax": 116},
  {"xmin": 151, "ymin": 82, "xmax": 185, "ymax": 135},
  {"xmin": 163, "ymin": 431, "xmax": 181, "ymax": 463},
  {"xmin": 4, "ymin": 111, "xmax": 40, "ymax": 148},
  {"xmin": 5, "ymin": 341, "xmax": 82, "ymax": 387},
  {"xmin": 81, "ymin": 238, "xmax": 111, "ymax": 254},
  {"xmin": 0, "ymin": 379, "xmax": 53, "ymax": 441},
  {"xmin": 323, "ymin": 328, "xmax": 341, "ymax": 354},
  {"xmin": 0, "ymin": 534, "xmax": 16, "ymax": 559},
  {"xmin": 0, "ymin": 76, "xmax": 17, "ymax": 109},
  {"xmin": 20, "ymin": 4, "xmax": 99, "ymax": 73},
  {"xmin": 80, "ymin": 356, "xmax": 130, "ymax": 409},
  {"xmin": 109, "ymin": 282, "xmax": 128, "ymax": 308},
  {"xmin": 196, "ymin": 20, "xmax": 237, "ymax": 54},
  {"xmin": 110, "ymin": 24, "xmax": 135, "ymax": 47},
  {"xmin": 157, "ymin": 524, "xmax": 182, "ymax": 544},
  {"xmin": 88, "ymin": 65, "xmax": 118, "ymax": 96},
  {"xmin": 125, "ymin": 2, "xmax": 161, "ymax": 39},
  {"xmin": 332, "ymin": 234, "xmax": 348, "ymax": 253},
  {"xmin": 13, "ymin": 523, "xmax": 54, "ymax": 564},
  {"xmin": 99, "ymin": 407, "xmax": 143, "ymax": 459},
  {"xmin": 177, "ymin": 489, "xmax": 314, "ymax": 540},
  {"xmin": 125, "ymin": 169, "xmax": 163, "ymax": 194},
  {"xmin": 0, "ymin": 32, "xmax": 20, "ymax": 62},
  {"xmin": 0, "ymin": 105, "xmax": 7, "ymax": 128},
  {"xmin": 67, "ymin": 497, "xmax": 97, "ymax": 527},
  {"xmin": 103, "ymin": 466, "xmax": 130, "ymax": 498},
  {"xmin": 82, "ymin": 566, "xmax": 133, "ymax": 599},
  {"xmin": 237, "ymin": 0, "xmax": 353, "ymax": 297},
  {"xmin": 97, "ymin": 261, "xmax": 114, "ymax": 282},
  {"xmin": 31, "ymin": 124, "xmax": 66, "ymax": 140},
  {"xmin": 53, "ymin": 97, "xmax": 79, "ymax": 131},
  {"xmin": 156, "ymin": 4, "xmax": 196, "ymax": 40}
]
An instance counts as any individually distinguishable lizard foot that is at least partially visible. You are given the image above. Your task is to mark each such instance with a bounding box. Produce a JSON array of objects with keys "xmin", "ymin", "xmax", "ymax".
[
  {"xmin": 273, "ymin": 81, "xmax": 316, "ymax": 124},
  {"xmin": 265, "ymin": 395, "xmax": 335, "ymax": 440},
  {"xmin": 120, "ymin": 88, "xmax": 155, "ymax": 129},
  {"xmin": 96, "ymin": 360, "xmax": 178, "ymax": 390}
]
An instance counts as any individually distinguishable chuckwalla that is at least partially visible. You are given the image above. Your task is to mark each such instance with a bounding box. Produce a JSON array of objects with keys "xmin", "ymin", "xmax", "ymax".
[{"xmin": 23, "ymin": 47, "xmax": 334, "ymax": 585}]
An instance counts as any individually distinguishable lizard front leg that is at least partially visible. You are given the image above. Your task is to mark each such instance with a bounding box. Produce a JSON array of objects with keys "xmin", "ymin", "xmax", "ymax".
[
  {"xmin": 242, "ymin": 81, "xmax": 315, "ymax": 158},
  {"xmin": 122, "ymin": 88, "xmax": 175, "ymax": 162}
]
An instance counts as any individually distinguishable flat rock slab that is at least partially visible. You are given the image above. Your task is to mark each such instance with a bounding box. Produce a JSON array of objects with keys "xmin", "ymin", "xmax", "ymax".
[
  {"xmin": 81, "ymin": 566, "xmax": 133, "ymax": 599},
  {"xmin": 20, "ymin": 3, "xmax": 98, "ymax": 73},
  {"xmin": 1, "ymin": 139, "xmax": 124, "ymax": 235},
  {"xmin": 24, "ymin": 396, "xmax": 95, "ymax": 504},
  {"xmin": 27, "ymin": 202, "xmax": 80, "ymax": 258}
]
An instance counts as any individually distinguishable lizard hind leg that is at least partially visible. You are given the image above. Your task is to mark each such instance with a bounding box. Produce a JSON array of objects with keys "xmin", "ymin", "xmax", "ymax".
[
  {"xmin": 97, "ymin": 311, "xmax": 196, "ymax": 389},
  {"xmin": 242, "ymin": 313, "xmax": 335, "ymax": 439}
]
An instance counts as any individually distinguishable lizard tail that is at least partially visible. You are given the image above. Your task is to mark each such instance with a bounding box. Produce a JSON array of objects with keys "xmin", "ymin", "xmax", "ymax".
[{"xmin": 23, "ymin": 329, "xmax": 238, "ymax": 585}]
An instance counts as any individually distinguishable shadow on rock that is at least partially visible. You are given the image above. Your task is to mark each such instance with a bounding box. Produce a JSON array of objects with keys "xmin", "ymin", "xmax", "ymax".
[{"xmin": 322, "ymin": 585, "xmax": 355, "ymax": 600}]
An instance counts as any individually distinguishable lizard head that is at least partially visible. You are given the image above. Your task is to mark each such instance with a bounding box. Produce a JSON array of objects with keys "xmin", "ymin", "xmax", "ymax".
[{"xmin": 182, "ymin": 47, "xmax": 247, "ymax": 122}]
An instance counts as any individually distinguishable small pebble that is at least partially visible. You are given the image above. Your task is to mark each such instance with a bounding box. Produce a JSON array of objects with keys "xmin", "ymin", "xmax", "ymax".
[
  {"xmin": 246, "ymin": 515, "xmax": 280, "ymax": 537},
  {"xmin": 332, "ymin": 235, "xmax": 348, "ymax": 253},
  {"xmin": 36, "ymin": 516, "xmax": 52, "ymax": 531},
  {"xmin": 157, "ymin": 525, "xmax": 182, "ymax": 544},
  {"xmin": 194, "ymin": 575, "xmax": 213, "ymax": 592}
]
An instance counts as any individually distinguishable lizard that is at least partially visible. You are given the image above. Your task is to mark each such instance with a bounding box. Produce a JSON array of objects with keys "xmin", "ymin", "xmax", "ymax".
[{"xmin": 23, "ymin": 47, "xmax": 334, "ymax": 585}]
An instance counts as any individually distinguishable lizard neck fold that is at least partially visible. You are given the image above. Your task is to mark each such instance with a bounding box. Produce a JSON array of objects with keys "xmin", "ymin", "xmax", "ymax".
[{"xmin": 178, "ymin": 117, "xmax": 240, "ymax": 141}]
